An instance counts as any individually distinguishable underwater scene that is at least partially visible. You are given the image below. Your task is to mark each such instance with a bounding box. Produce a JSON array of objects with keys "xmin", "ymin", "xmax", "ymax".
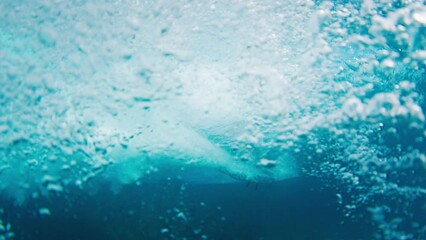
[{"xmin": 1, "ymin": 0, "xmax": 426, "ymax": 239}]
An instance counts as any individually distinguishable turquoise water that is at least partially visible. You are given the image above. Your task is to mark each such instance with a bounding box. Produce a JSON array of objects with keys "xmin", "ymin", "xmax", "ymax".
[{"xmin": 0, "ymin": 0, "xmax": 425, "ymax": 239}]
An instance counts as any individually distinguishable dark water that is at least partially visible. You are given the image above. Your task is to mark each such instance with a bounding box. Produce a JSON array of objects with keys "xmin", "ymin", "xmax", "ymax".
[{"xmin": 2, "ymin": 178, "xmax": 379, "ymax": 240}]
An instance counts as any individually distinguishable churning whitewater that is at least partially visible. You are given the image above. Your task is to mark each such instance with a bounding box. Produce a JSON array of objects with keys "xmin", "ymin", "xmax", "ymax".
[{"xmin": 0, "ymin": 0, "xmax": 425, "ymax": 239}]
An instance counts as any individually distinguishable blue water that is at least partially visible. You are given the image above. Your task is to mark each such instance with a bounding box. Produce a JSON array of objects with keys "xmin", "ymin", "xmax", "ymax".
[{"xmin": 0, "ymin": 0, "xmax": 425, "ymax": 239}]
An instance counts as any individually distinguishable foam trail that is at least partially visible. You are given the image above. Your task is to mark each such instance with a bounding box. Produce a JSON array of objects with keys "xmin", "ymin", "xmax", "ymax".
[{"xmin": 95, "ymin": 97, "xmax": 298, "ymax": 185}]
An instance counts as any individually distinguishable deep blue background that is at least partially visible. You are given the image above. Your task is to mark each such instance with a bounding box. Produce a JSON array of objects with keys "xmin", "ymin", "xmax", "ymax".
[{"xmin": 1, "ymin": 177, "xmax": 379, "ymax": 240}]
